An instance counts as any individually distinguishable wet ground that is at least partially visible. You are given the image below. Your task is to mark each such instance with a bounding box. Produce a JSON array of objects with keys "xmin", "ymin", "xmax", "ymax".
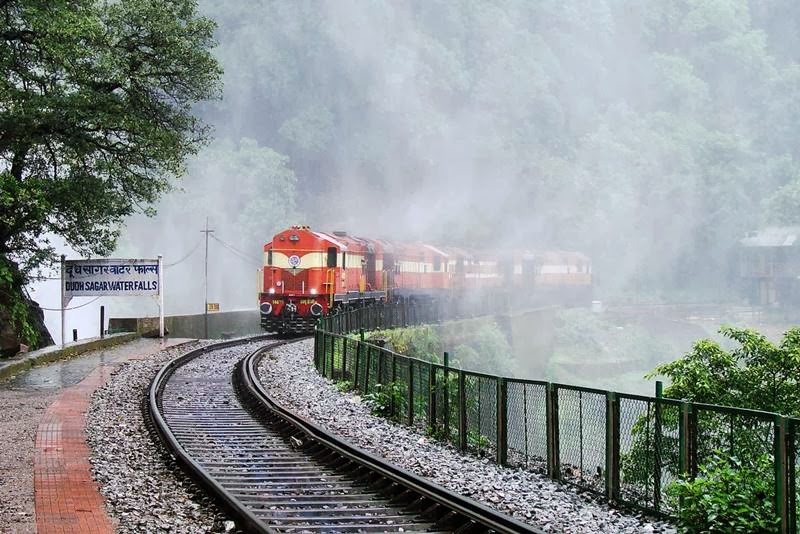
[
  {"xmin": 0, "ymin": 337, "xmax": 193, "ymax": 534},
  {"xmin": 1, "ymin": 338, "xmax": 177, "ymax": 391}
]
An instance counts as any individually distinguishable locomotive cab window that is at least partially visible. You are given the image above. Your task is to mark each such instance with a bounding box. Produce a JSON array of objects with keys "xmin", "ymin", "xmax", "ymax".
[
  {"xmin": 342, "ymin": 252, "xmax": 346, "ymax": 269},
  {"xmin": 267, "ymin": 249, "xmax": 273, "ymax": 266},
  {"xmin": 327, "ymin": 247, "xmax": 337, "ymax": 268},
  {"xmin": 433, "ymin": 256, "xmax": 441, "ymax": 272}
]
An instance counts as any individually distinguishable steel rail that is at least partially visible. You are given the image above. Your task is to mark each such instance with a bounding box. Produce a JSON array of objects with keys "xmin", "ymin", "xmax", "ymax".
[
  {"xmin": 241, "ymin": 345, "xmax": 546, "ymax": 534},
  {"xmin": 147, "ymin": 334, "xmax": 281, "ymax": 534}
]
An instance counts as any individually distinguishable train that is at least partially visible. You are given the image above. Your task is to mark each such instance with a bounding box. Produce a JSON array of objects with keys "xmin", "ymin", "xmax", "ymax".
[{"xmin": 258, "ymin": 225, "xmax": 592, "ymax": 333}]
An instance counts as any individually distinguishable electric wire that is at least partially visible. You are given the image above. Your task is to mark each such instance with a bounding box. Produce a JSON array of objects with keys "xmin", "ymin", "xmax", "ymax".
[
  {"xmin": 39, "ymin": 296, "xmax": 102, "ymax": 311},
  {"xmin": 210, "ymin": 234, "xmax": 262, "ymax": 265}
]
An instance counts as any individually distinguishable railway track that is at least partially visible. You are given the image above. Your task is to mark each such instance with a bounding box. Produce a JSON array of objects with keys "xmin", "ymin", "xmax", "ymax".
[{"xmin": 148, "ymin": 336, "xmax": 543, "ymax": 533}]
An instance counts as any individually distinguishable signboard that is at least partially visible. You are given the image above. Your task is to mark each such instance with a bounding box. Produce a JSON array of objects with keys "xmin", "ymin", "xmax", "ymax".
[
  {"xmin": 207, "ymin": 302, "xmax": 220, "ymax": 312},
  {"xmin": 60, "ymin": 256, "xmax": 164, "ymax": 346},
  {"xmin": 64, "ymin": 259, "xmax": 160, "ymax": 301}
]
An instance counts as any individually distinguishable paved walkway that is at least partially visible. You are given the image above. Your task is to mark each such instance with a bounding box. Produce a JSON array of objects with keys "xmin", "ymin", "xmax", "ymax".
[{"xmin": 33, "ymin": 338, "xmax": 193, "ymax": 534}]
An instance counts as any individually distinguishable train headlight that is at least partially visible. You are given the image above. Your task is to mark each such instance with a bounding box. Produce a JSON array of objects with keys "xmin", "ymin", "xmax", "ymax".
[
  {"xmin": 310, "ymin": 303, "xmax": 323, "ymax": 316},
  {"xmin": 268, "ymin": 287, "xmax": 275, "ymax": 294},
  {"xmin": 310, "ymin": 288, "xmax": 318, "ymax": 295},
  {"xmin": 259, "ymin": 302, "xmax": 272, "ymax": 315}
]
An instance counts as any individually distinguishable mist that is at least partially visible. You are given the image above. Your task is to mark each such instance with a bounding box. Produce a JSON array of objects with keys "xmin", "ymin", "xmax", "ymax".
[{"xmin": 71, "ymin": 1, "xmax": 800, "ymax": 365}]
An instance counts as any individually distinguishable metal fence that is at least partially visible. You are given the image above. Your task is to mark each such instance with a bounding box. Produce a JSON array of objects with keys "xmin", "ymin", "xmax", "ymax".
[{"xmin": 315, "ymin": 302, "xmax": 799, "ymax": 532}]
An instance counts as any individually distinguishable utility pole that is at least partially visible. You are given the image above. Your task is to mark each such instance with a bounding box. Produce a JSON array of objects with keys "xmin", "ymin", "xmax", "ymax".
[{"xmin": 201, "ymin": 217, "xmax": 214, "ymax": 338}]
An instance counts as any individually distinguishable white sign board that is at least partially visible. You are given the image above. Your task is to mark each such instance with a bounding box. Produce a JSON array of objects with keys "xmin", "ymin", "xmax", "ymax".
[
  {"xmin": 64, "ymin": 259, "xmax": 160, "ymax": 301},
  {"xmin": 60, "ymin": 256, "xmax": 164, "ymax": 346}
]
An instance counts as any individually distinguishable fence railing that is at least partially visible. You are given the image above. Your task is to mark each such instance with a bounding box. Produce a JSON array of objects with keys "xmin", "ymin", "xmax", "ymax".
[{"xmin": 315, "ymin": 302, "xmax": 799, "ymax": 532}]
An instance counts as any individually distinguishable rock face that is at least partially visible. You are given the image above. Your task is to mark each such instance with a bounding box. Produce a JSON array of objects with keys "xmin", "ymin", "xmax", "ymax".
[{"xmin": 0, "ymin": 295, "xmax": 54, "ymax": 357}]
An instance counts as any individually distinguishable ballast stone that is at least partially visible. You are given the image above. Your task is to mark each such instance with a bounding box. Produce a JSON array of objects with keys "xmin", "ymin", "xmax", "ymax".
[{"xmin": 259, "ymin": 339, "xmax": 677, "ymax": 534}]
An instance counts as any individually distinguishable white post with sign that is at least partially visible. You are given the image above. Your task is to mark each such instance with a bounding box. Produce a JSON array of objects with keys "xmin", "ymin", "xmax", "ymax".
[
  {"xmin": 158, "ymin": 254, "xmax": 164, "ymax": 338},
  {"xmin": 61, "ymin": 257, "xmax": 165, "ymax": 344}
]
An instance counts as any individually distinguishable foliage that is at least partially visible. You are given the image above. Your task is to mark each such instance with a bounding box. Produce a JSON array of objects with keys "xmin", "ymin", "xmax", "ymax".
[
  {"xmin": 0, "ymin": 0, "xmax": 221, "ymax": 340},
  {"xmin": 622, "ymin": 326, "xmax": 800, "ymax": 524},
  {"xmin": 374, "ymin": 320, "xmax": 518, "ymax": 376},
  {"xmin": 192, "ymin": 0, "xmax": 800, "ymax": 299},
  {"xmin": 364, "ymin": 381, "xmax": 404, "ymax": 420},
  {"xmin": 647, "ymin": 326, "xmax": 800, "ymax": 416},
  {"xmin": 667, "ymin": 451, "xmax": 778, "ymax": 534},
  {"xmin": 335, "ymin": 380, "xmax": 353, "ymax": 393}
]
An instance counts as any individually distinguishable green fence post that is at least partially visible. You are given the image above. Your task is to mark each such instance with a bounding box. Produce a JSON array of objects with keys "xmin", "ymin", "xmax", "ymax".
[
  {"xmin": 353, "ymin": 340, "xmax": 361, "ymax": 391},
  {"xmin": 459, "ymin": 370, "xmax": 467, "ymax": 451},
  {"xmin": 679, "ymin": 401, "xmax": 692, "ymax": 477},
  {"xmin": 497, "ymin": 377, "xmax": 508, "ymax": 466},
  {"xmin": 321, "ymin": 334, "xmax": 328, "ymax": 378},
  {"xmin": 407, "ymin": 360, "xmax": 414, "ymax": 426},
  {"xmin": 364, "ymin": 346, "xmax": 372, "ymax": 393},
  {"xmin": 329, "ymin": 336, "xmax": 337, "ymax": 380},
  {"xmin": 429, "ymin": 364, "xmax": 437, "ymax": 435},
  {"xmin": 443, "ymin": 352, "xmax": 450, "ymax": 441},
  {"xmin": 378, "ymin": 349, "xmax": 385, "ymax": 387},
  {"xmin": 775, "ymin": 415, "xmax": 789, "ymax": 534},
  {"xmin": 654, "ymin": 381, "xmax": 663, "ymax": 512},
  {"xmin": 390, "ymin": 354, "xmax": 397, "ymax": 418},
  {"xmin": 605, "ymin": 391, "xmax": 620, "ymax": 502},
  {"xmin": 342, "ymin": 337, "xmax": 348, "ymax": 381},
  {"xmin": 546, "ymin": 383, "xmax": 560, "ymax": 480}
]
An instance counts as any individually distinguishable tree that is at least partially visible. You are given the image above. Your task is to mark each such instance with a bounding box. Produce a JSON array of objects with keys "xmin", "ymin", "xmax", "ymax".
[
  {"xmin": 0, "ymin": 0, "xmax": 222, "ymax": 349},
  {"xmin": 623, "ymin": 326, "xmax": 800, "ymax": 531}
]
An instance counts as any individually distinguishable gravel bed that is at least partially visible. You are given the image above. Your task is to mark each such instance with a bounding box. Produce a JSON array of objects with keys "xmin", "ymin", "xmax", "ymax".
[
  {"xmin": 259, "ymin": 339, "xmax": 676, "ymax": 534},
  {"xmin": 87, "ymin": 340, "xmax": 239, "ymax": 533}
]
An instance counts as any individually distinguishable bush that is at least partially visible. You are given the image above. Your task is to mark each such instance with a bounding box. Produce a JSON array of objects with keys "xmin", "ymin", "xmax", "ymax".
[
  {"xmin": 667, "ymin": 451, "xmax": 779, "ymax": 534},
  {"xmin": 364, "ymin": 381, "xmax": 404, "ymax": 419}
]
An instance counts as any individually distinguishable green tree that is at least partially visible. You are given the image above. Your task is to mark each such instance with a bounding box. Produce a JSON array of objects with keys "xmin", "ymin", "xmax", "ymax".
[
  {"xmin": 0, "ymin": 0, "xmax": 221, "ymax": 347},
  {"xmin": 623, "ymin": 326, "xmax": 800, "ymax": 531}
]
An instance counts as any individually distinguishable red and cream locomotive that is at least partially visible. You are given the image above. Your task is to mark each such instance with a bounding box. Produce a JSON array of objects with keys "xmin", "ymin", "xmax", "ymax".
[{"xmin": 258, "ymin": 225, "xmax": 592, "ymax": 333}]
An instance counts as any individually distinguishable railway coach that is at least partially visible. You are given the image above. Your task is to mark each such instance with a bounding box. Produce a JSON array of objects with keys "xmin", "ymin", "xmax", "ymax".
[{"xmin": 258, "ymin": 225, "xmax": 592, "ymax": 333}]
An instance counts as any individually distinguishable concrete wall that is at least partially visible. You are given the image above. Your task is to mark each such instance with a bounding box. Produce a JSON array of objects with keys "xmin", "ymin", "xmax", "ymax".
[{"xmin": 109, "ymin": 309, "xmax": 261, "ymax": 339}]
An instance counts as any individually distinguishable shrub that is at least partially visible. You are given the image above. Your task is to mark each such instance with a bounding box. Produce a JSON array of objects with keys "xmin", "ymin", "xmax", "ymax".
[
  {"xmin": 364, "ymin": 382, "xmax": 404, "ymax": 419},
  {"xmin": 666, "ymin": 451, "xmax": 779, "ymax": 534}
]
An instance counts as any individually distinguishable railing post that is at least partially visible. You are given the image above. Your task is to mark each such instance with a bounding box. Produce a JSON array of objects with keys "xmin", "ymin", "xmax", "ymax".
[
  {"xmin": 407, "ymin": 360, "xmax": 414, "ymax": 426},
  {"xmin": 341, "ymin": 337, "xmax": 348, "ymax": 381},
  {"xmin": 605, "ymin": 391, "xmax": 620, "ymax": 502},
  {"xmin": 353, "ymin": 340, "xmax": 361, "ymax": 391},
  {"xmin": 364, "ymin": 346, "xmax": 372, "ymax": 393},
  {"xmin": 774, "ymin": 415, "xmax": 789, "ymax": 534},
  {"xmin": 654, "ymin": 381, "xmax": 663, "ymax": 512},
  {"xmin": 443, "ymin": 352, "xmax": 450, "ymax": 441},
  {"xmin": 378, "ymin": 349, "xmax": 385, "ymax": 387},
  {"xmin": 390, "ymin": 354, "xmax": 397, "ymax": 417},
  {"xmin": 459, "ymin": 370, "xmax": 467, "ymax": 451},
  {"xmin": 679, "ymin": 401, "xmax": 692, "ymax": 477},
  {"xmin": 546, "ymin": 383, "xmax": 560, "ymax": 479},
  {"xmin": 497, "ymin": 377, "xmax": 508, "ymax": 466},
  {"xmin": 329, "ymin": 337, "xmax": 336, "ymax": 378},
  {"xmin": 428, "ymin": 364, "xmax": 437, "ymax": 435},
  {"xmin": 321, "ymin": 333, "xmax": 328, "ymax": 378}
]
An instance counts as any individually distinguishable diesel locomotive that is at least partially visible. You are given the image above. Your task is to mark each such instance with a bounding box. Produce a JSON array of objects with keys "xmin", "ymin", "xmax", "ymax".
[{"xmin": 258, "ymin": 226, "xmax": 592, "ymax": 333}]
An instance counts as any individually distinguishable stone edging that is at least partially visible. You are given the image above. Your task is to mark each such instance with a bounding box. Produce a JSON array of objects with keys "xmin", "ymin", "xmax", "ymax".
[{"xmin": 0, "ymin": 332, "xmax": 139, "ymax": 381}]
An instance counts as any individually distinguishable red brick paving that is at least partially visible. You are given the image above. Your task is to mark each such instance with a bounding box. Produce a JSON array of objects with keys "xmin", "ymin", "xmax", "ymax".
[{"xmin": 33, "ymin": 339, "xmax": 193, "ymax": 534}]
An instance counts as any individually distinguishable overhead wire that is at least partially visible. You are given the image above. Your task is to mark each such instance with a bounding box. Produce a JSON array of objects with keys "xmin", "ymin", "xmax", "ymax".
[
  {"xmin": 210, "ymin": 234, "xmax": 262, "ymax": 265},
  {"xmin": 39, "ymin": 296, "xmax": 102, "ymax": 311},
  {"xmin": 164, "ymin": 238, "xmax": 202, "ymax": 267}
]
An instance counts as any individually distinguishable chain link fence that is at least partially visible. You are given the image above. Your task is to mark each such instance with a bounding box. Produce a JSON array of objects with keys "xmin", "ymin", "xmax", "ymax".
[{"xmin": 314, "ymin": 302, "xmax": 799, "ymax": 532}]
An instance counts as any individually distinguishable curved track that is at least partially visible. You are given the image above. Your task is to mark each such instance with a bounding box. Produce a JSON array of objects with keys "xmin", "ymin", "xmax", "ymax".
[{"xmin": 148, "ymin": 336, "xmax": 543, "ymax": 533}]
